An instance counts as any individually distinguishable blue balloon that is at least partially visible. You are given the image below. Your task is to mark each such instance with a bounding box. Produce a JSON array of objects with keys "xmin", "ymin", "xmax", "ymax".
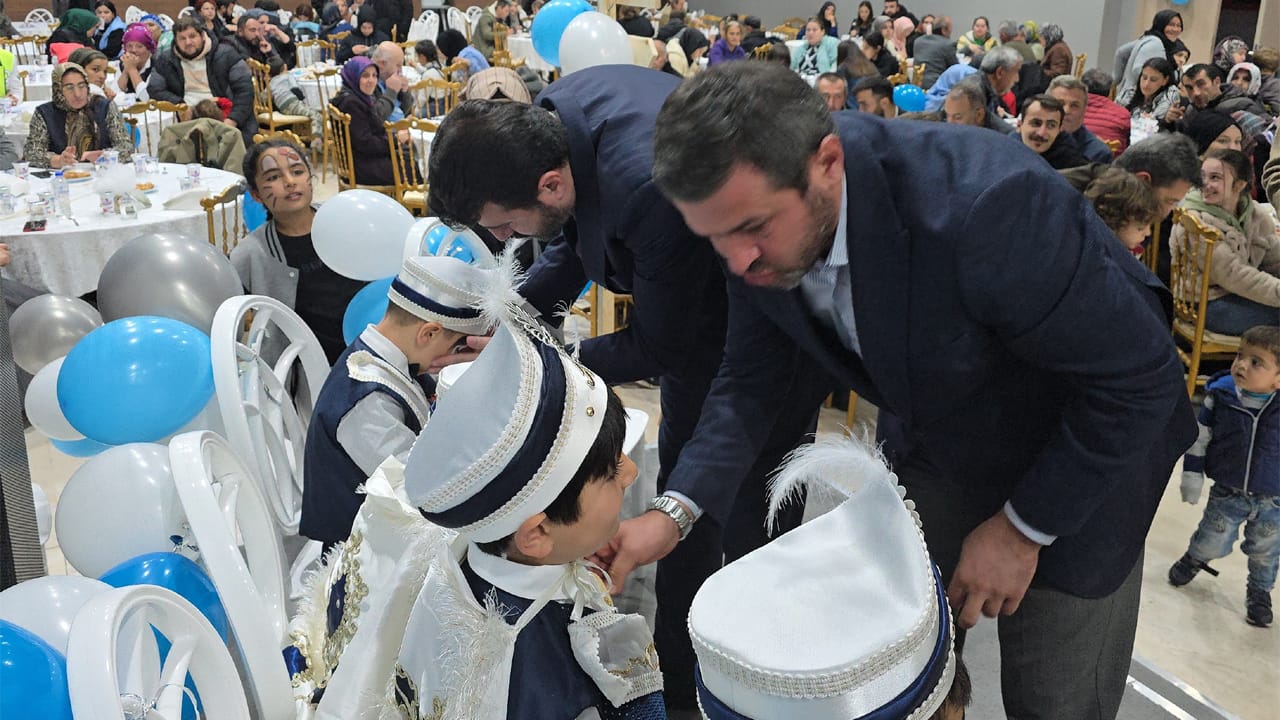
[
  {"xmin": 50, "ymin": 436, "xmax": 113, "ymax": 457},
  {"xmin": 893, "ymin": 83, "xmax": 927, "ymax": 113},
  {"xmin": 99, "ymin": 553, "xmax": 229, "ymax": 642},
  {"xmin": 57, "ymin": 317, "xmax": 214, "ymax": 445},
  {"xmin": 423, "ymin": 223, "xmax": 450, "ymax": 255},
  {"xmin": 443, "ymin": 239, "xmax": 476, "ymax": 264},
  {"xmin": 242, "ymin": 190, "xmax": 268, "ymax": 233},
  {"xmin": 530, "ymin": 0, "xmax": 591, "ymax": 66},
  {"xmin": 343, "ymin": 277, "xmax": 395, "ymax": 345},
  {"xmin": 0, "ymin": 620, "xmax": 73, "ymax": 720},
  {"xmin": 1171, "ymin": 0, "xmax": 1189, "ymax": 5}
]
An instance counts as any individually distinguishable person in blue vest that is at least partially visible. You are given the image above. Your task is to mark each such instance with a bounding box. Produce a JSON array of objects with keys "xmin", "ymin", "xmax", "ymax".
[
  {"xmin": 300, "ymin": 255, "xmax": 498, "ymax": 547},
  {"xmin": 23, "ymin": 62, "xmax": 133, "ymax": 169}
]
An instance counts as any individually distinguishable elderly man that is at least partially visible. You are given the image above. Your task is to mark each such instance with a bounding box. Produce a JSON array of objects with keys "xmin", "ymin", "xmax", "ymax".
[
  {"xmin": 944, "ymin": 76, "xmax": 1013, "ymax": 134},
  {"xmin": 1047, "ymin": 75, "xmax": 1114, "ymax": 164},
  {"xmin": 816, "ymin": 72, "xmax": 848, "ymax": 112},
  {"xmin": 911, "ymin": 14, "xmax": 956, "ymax": 89},
  {"xmin": 634, "ymin": 61, "xmax": 1194, "ymax": 720},
  {"xmin": 370, "ymin": 40, "xmax": 414, "ymax": 121},
  {"xmin": 148, "ymin": 17, "xmax": 257, "ymax": 145},
  {"xmin": 978, "ymin": 45, "xmax": 1022, "ymax": 118},
  {"xmin": 473, "ymin": 0, "xmax": 513, "ymax": 61},
  {"xmin": 998, "ymin": 19, "xmax": 1036, "ymax": 63}
]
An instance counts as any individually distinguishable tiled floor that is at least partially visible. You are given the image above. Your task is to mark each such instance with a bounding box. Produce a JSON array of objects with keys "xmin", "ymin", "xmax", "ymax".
[{"xmin": 19, "ymin": 173, "xmax": 1277, "ymax": 719}]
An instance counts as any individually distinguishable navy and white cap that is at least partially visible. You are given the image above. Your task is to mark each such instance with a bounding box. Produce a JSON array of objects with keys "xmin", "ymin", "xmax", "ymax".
[
  {"xmin": 404, "ymin": 316, "xmax": 608, "ymax": 542},
  {"xmin": 387, "ymin": 256, "xmax": 494, "ymax": 336},
  {"xmin": 689, "ymin": 436, "xmax": 955, "ymax": 720}
]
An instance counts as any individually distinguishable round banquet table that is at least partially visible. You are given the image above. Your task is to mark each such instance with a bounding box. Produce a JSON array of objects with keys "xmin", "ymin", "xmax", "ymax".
[{"xmin": 0, "ymin": 163, "xmax": 245, "ymax": 297}]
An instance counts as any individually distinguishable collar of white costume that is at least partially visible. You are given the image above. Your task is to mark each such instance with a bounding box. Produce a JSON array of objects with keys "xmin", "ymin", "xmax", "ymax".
[
  {"xmin": 359, "ymin": 325, "xmax": 411, "ymax": 377},
  {"xmin": 465, "ymin": 542, "xmax": 580, "ymax": 603}
]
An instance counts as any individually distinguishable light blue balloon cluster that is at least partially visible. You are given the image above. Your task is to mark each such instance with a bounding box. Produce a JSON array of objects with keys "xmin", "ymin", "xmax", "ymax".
[
  {"xmin": 893, "ymin": 84, "xmax": 927, "ymax": 113},
  {"xmin": 530, "ymin": 0, "xmax": 591, "ymax": 66},
  {"xmin": 343, "ymin": 277, "xmax": 395, "ymax": 345},
  {"xmin": 0, "ymin": 621, "xmax": 73, "ymax": 720},
  {"xmin": 56, "ymin": 316, "xmax": 215, "ymax": 446}
]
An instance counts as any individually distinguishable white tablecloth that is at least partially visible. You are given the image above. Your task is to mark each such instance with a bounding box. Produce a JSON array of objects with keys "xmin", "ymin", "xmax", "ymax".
[
  {"xmin": 15, "ymin": 65, "xmax": 52, "ymax": 103},
  {"xmin": 13, "ymin": 22, "xmax": 51, "ymax": 37},
  {"xmin": 507, "ymin": 35, "xmax": 556, "ymax": 74},
  {"xmin": 0, "ymin": 164, "xmax": 244, "ymax": 297},
  {"xmin": 292, "ymin": 65, "xmax": 421, "ymax": 110}
]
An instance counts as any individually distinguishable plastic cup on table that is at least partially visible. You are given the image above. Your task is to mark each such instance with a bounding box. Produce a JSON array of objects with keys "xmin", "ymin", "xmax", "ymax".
[{"xmin": 13, "ymin": 162, "xmax": 28, "ymax": 180}]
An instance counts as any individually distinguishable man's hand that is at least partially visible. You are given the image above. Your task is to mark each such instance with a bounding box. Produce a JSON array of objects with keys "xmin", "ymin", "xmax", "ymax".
[
  {"xmin": 0, "ymin": 243, "xmax": 11, "ymax": 268},
  {"xmin": 224, "ymin": 118, "xmax": 238, "ymax": 127},
  {"xmin": 947, "ymin": 510, "xmax": 1042, "ymax": 629},
  {"xmin": 1164, "ymin": 103, "xmax": 1186, "ymax": 125},
  {"xmin": 352, "ymin": 44, "xmax": 369, "ymax": 55},
  {"xmin": 385, "ymin": 73, "xmax": 407, "ymax": 92},
  {"xmin": 588, "ymin": 510, "xmax": 681, "ymax": 594},
  {"xmin": 426, "ymin": 334, "xmax": 491, "ymax": 373}
]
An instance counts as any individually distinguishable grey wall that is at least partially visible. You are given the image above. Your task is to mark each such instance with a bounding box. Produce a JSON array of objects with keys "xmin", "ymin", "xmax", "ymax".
[{"xmin": 694, "ymin": 0, "xmax": 1139, "ymax": 83}]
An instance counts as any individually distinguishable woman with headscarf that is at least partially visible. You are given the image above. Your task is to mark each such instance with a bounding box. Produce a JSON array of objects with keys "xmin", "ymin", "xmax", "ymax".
[
  {"xmin": 1214, "ymin": 37, "xmax": 1250, "ymax": 75},
  {"xmin": 659, "ymin": 25, "xmax": 708, "ymax": 78},
  {"xmin": 1114, "ymin": 10, "xmax": 1183, "ymax": 101},
  {"xmin": 888, "ymin": 16, "xmax": 913, "ymax": 61},
  {"xmin": 320, "ymin": 2, "xmax": 354, "ymax": 43},
  {"xmin": 435, "ymin": 29, "xmax": 489, "ymax": 84},
  {"xmin": 92, "ymin": 1, "xmax": 126, "ymax": 59},
  {"xmin": 68, "ymin": 47, "xmax": 114, "ymax": 100},
  {"xmin": 1040, "ymin": 24, "xmax": 1072, "ymax": 81},
  {"xmin": 330, "ymin": 56, "xmax": 396, "ymax": 185},
  {"xmin": 115, "ymin": 22, "xmax": 156, "ymax": 99},
  {"xmin": 47, "ymin": 9, "xmax": 98, "ymax": 63},
  {"xmin": 1229, "ymin": 62, "xmax": 1263, "ymax": 103},
  {"xmin": 23, "ymin": 62, "xmax": 132, "ymax": 169},
  {"xmin": 138, "ymin": 14, "xmax": 173, "ymax": 53},
  {"xmin": 337, "ymin": 5, "xmax": 385, "ymax": 63},
  {"xmin": 816, "ymin": 2, "xmax": 838, "ymax": 39},
  {"xmin": 790, "ymin": 18, "xmax": 837, "ymax": 78}
]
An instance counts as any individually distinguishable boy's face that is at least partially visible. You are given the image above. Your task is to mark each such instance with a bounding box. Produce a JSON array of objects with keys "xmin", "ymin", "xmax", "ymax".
[
  {"xmin": 1232, "ymin": 343, "xmax": 1280, "ymax": 395},
  {"xmin": 541, "ymin": 454, "xmax": 637, "ymax": 564}
]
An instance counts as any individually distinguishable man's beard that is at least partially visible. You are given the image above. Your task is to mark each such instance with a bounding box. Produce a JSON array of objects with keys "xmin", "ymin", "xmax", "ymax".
[
  {"xmin": 514, "ymin": 202, "xmax": 573, "ymax": 242},
  {"xmin": 176, "ymin": 38, "xmax": 205, "ymax": 60},
  {"xmin": 747, "ymin": 187, "xmax": 838, "ymax": 290}
]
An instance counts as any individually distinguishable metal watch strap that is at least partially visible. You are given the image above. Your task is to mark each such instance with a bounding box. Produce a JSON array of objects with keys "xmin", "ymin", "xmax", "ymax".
[{"xmin": 647, "ymin": 496, "xmax": 694, "ymax": 541}]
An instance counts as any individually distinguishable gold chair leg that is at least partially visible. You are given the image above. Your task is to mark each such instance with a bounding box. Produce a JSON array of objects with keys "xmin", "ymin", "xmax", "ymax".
[{"xmin": 845, "ymin": 391, "xmax": 858, "ymax": 428}]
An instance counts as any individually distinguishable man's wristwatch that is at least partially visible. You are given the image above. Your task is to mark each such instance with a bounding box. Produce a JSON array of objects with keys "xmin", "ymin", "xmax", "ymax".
[{"xmin": 647, "ymin": 496, "xmax": 694, "ymax": 541}]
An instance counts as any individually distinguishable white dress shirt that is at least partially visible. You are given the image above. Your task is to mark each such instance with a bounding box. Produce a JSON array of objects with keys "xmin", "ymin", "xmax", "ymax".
[{"xmin": 334, "ymin": 325, "xmax": 429, "ymax": 477}]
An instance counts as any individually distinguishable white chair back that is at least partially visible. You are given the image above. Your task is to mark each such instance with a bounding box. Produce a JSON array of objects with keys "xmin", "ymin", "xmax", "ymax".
[
  {"xmin": 178, "ymin": 6, "xmax": 194, "ymax": 18},
  {"xmin": 446, "ymin": 5, "xmax": 469, "ymax": 36},
  {"xmin": 169, "ymin": 431, "xmax": 294, "ymax": 720},
  {"xmin": 68, "ymin": 585, "xmax": 251, "ymax": 720},
  {"xmin": 125, "ymin": 5, "xmax": 144, "ymax": 24},
  {"xmin": 408, "ymin": 10, "xmax": 439, "ymax": 42},
  {"xmin": 210, "ymin": 295, "xmax": 329, "ymax": 536},
  {"xmin": 158, "ymin": 13, "xmax": 174, "ymax": 30},
  {"xmin": 24, "ymin": 8, "xmax": 55, "ymax": 25}
]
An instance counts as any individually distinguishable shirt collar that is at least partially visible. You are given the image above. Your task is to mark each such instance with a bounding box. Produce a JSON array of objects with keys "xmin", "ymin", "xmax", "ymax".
[
  {"xmin": 825, "ymin": 174, "xmax": 849, "ymax": 269},
  {"xmin": 358, "ymin": 325, "xmax": 411, "ymax": 377},
  {"xmin": 466, "ymin": 542, "xmax": 574, "ymax": 601}
]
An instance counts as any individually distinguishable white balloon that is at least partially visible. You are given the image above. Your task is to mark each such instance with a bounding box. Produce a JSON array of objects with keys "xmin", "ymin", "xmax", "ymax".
[
  {"xmin": 54, "ymin": 443, "xmax": 189, "ymax": 578},
  {"xmin": 24, "ymin": 357, "xmax": 83, "ymax": 441},
  {"xmin": 559, "ymin": 11, "xmax": 633, "ymax": 75},
  {"xmin": 0, "ymin": 576, "xmax": 112, "ymax": 654},
  {"xmin": 313, "ymin": 190, "xmax": 416, "ymax": 281},
  {"xmin": 31, "ymin": 483, "xmax": 50, "ymax": 546}
]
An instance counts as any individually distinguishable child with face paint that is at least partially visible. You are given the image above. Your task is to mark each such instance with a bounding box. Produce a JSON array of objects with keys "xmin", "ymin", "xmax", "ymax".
[{"xmin": 230, "ymin": 139, "xmax": 365, "ymax": 362}]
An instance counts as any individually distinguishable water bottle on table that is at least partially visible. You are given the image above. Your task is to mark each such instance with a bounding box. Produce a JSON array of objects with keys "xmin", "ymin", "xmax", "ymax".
[{"xmin": 52, "ymin": 170, "xmax": 72, "ymax": 216}]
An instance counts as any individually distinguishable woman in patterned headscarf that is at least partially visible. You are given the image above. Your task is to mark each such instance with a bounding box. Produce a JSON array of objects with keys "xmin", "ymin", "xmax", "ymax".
[{"xmin": 23, "ymin": 62, "xmax": 132, "ymax": 169}]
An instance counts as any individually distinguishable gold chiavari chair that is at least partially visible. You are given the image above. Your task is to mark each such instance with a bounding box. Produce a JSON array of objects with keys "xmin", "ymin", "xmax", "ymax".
[
  {"xmin": 410, "ymin": 76, "xmax": 461, "ymax": 117},
  {"xmin": 1169, "ymin": 208, "xmax": 1241, "ymax": 395},
  {"xmin": 252, "ymin": 129, "xmax": 306, "ymax": 146},
  {"xmin": 783, "ymin": 17, "xmax": 806, "ymax": 29},
  {"xmin": 11, "ymin": 36, "xmax": 47, "ymax": 64},
  {"xmin": 751, "ymin": 43, "xmax": 774, "ymax": 59},
  {"xmin": 326, "ymin": 104, "xmax": 395, "ymax": 195},
  {"xmin": 309, "ymin": 65, "xmax": 341, "ymax": 182},
  {"xmin": 246, "ymin": 58, "xmax": 312, "ymax": 139},
  {"xmin": 17, "ymin": 69, "xmax": 27, "ymax": 102},
  {"xmin": 383, "ymin": 116, "xmax": 437, "ymax": 214},
  {"xmin": 201, "ymin": 180, "xmax": 249, "ymax": 256},
  {"xmin": 294, "ymin": 38, "xmax": 334, "ymax": 67},
  {"xmin": 1073, "ymin": 53, "xmax": 1087, "ymax": 79},
  {"xmin": 329, "ymin": 30, "xmax": 351, "ymax": 44},
  {"xmin": 441, "ymin": 59, "xmax": 468, "ymax": 82},
  {"xmin": 769, "ymin": 25, "xmax": 798, "ymax": 41},
  {"xmin": 121, "ymin": 99, "xmax": 188, "ymax": 155},
  {"xmin": 1143, "ymin": 216, "xmax": 1162, "ymax": 275},
  {"xmin": 911, "ymin": 62, "xmax": 926, "ymax": 87}
]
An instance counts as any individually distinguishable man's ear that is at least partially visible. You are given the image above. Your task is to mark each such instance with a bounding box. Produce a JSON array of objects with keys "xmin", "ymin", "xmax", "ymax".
[{"xmin": 511, "ymin": 513, "xmax": 553, "ymax": 560}]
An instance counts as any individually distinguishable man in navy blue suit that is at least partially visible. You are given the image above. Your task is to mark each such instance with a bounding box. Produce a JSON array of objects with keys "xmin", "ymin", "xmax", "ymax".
[
  {"xmin": 598, "ymin": 62, "xmax": 1197, "ymax": 719},
  {"xmin": 425, "ymin": 66, "xmax": 830, "ymax": 714}
]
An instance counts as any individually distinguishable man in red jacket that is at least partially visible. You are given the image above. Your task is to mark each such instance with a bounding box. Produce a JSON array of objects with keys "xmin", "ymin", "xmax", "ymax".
[{"xmin": 1082, "ymin": 68, "xmax": 1131, "ymax": 156}]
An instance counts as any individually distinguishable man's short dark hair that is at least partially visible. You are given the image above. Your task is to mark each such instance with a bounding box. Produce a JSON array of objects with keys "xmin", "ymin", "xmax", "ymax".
[
  {"xmin": 654, "ymin": 63, "xmax": 834, "ymax": 203},
  {"xmin": 743, "ymin": 15, "xmax": 761, "ymax": 30},
  {"xmin": 426, "ymin": 100, "xmax": 569, "ymax": 227},
  {"xmin": 1020, "ymin": 93, "xmax": 1064, "ymax": 120},
  {"xmin": 1115, "ymin": 133, "xmax": 1203, "ymax": 189},
  {"xmin": 947, "ymin": 77, "xmax": 987, "ymax": 112},
  {"xmin": 1080, "ymin": 68, "xmax": 1113, "ymax": 96},
  {"xmin": 173, "ymin": 16, "xmax": 202, "ymax": 37},
  {"xmin": 853, "ymin": 75, "xmax": 892, "ymax": 102},
  {"xmin": 476, "ymin": 388, "xmax": 627, "ymax": 557},
  {"xmin": 816, "ymin": 72, "xmax": 846, "ymax": 89},
  {"xmin": 1184, "ymin": 63, "xmax": 1221, "ymax": 83}
]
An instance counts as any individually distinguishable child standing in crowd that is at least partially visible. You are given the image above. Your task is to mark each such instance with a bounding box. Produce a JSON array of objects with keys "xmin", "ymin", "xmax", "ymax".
[
  {"xmin": 1170, "ymin": 325, "xmax": 1280, "ymax": 628},
  {"xmin": 1082, "ymin": 166, "xmax": 1160, "ymax": 257}
]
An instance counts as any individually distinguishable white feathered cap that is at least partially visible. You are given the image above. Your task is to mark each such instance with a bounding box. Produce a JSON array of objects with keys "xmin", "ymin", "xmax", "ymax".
[
  {"xmin": 387, "ymin": 256, "xmax": 501, "ymax": 335},
  {"xmin": 688, "ymin": 435, "xmax": 955, "ymax": 720},
  {"xmin": 404, "ymin": 307, "xmax": 607, "ymax": 542}
]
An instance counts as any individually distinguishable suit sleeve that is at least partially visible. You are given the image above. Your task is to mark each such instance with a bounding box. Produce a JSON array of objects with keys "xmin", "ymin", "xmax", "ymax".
[
  {"xmin": 659, "ymin": 278, "xmax": 798, "ymax": 527},
  {"xmin": 576, "ymin": 193, "xmax": 722, "ymax": 384},
  {"xmin": 518, "ymin": 234, "xmax": 590, "ymax": 320},
  {"xmin": 955, "ymin": 169, "xmax": 1191, "ymax": 538}
]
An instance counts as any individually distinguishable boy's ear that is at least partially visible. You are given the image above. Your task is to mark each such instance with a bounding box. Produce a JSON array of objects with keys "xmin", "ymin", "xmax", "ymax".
[
  {"xmin": 415, "ymin": 320, "xmax": 444, "ymax": 346},
  {"xmin": 511, "ymin": 513, "xmax": 554, "ymax": 560}
]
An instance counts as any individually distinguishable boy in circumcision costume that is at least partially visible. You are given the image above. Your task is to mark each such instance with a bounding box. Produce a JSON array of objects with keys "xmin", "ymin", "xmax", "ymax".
[
  {"xmin": 300, "ymin": 254, "xmax": 495, "ymax": 548},
  {"xmin": 312, "ymin": 298, "xmax": 667, "ymax": 719}
]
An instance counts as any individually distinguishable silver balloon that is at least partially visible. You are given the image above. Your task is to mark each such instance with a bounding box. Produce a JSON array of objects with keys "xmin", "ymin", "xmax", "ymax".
[
  {"xmin": 8, "ymin": 294, "xmax": 103, "ymax": 375},
  {"xmin": 97, "ymin": 232, "xmax": 244, "ymax": 334}
]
